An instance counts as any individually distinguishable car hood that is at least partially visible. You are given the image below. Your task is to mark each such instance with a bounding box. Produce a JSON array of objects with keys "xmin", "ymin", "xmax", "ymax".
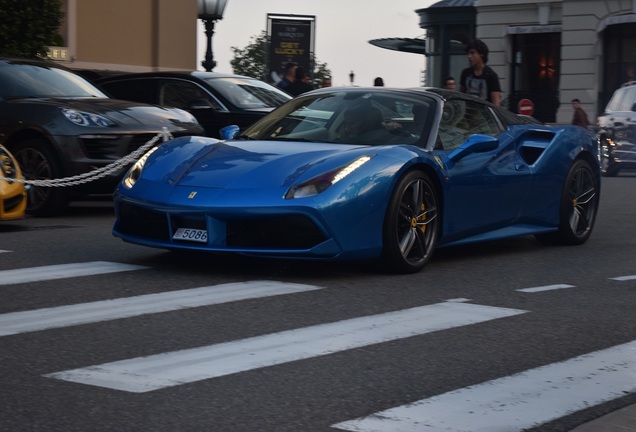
[
  {"xmin": 144, "ymin": 137, "xmax": 375, "ymax": 190},
  {"xmin": 18, "ymin": 97, "xmax": 200, "ymax": 128}
]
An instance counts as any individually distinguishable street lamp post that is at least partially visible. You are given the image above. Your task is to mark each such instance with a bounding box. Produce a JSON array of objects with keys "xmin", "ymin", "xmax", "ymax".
[{"xmin": 198, "ymin": 0, "xmax": 228, "ymax": 72}]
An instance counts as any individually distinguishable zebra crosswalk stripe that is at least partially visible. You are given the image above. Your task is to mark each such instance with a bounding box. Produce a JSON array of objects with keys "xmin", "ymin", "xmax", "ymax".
[
  {"xmin": 45, "ymin": 302, "xmax": 527, "ymax": 393},
  {"xmin": 0, "ymin": 261, "xmax": 149, "ymax": 285},
  {"xmin": 0, "ymin": 280, "xmax": 321, "ymax": 336},
  {"xmin": 332, "ymin": 340, "xmax": 636, "ymax": 432}
]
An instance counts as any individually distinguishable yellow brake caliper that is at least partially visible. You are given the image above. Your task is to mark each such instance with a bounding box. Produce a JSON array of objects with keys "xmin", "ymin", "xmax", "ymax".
[{"xmin": 413, "ymin": 203, "xmax": 427, "ymax": 233}]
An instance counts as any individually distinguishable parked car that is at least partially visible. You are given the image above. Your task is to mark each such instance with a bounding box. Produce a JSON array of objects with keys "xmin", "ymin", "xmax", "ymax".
[
  {"xmin": 0, "ymin": 144, "xmax": 26, "ymax": 220},
  {"xmin": 596, "ymin": 81, "xmax": 636, "ymax": 176},
  {"xmin": 0, "ymin": 58, "xmax": 204, "ymax": 216},
  {"xmin": 96, "ymin": 71, "xmax": 292, "ymax": 138},
  {"xmin": 112, "ymin": 87, "xmax": 601, "ymax": 274}
]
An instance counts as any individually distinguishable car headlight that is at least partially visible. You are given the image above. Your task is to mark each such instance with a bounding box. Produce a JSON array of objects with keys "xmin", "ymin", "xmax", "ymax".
[
  {"xmin": 179, "ymin": 109, "xmax": 198, "ymax": 124},
  {"xmin": 122, "ymin": 146, "xmax": 159, "ymax": 189},
  {"xmin": 60, "ymin": 108, "xmax": 116, "ymax": 127},
  {"xmin": 285, "ymin": 155, "xmax": 373, "ymax": 199},
  {"xmin": 0, "ymin": 148, "xmax": 19, "ymax": 179}
]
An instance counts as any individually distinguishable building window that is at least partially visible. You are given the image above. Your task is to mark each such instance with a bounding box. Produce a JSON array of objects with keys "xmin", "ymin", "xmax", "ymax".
[{"xmin": 601, "ymin": 23, "xmax": 636, "ymax": 111}]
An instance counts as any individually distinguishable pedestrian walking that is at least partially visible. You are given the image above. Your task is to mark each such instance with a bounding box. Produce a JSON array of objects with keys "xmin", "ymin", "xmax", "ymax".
[{"xmin": 571, "ymin": 99, "xmax": 590, "ymax": 128}]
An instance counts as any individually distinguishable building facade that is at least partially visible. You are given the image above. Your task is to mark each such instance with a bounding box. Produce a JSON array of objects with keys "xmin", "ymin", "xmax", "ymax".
[
  {"xmin": 53, "ymin": 0, "xmax": 198, "ymax": 73},
  {"xmin": 415, "ymin": 0, "xmax": 636, "ymax": 123}
]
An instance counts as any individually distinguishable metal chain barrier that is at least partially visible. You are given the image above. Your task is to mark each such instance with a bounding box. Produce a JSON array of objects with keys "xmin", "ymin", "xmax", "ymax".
[{"xmin": 0, "ymin": 128, "xmax": 173, "ymax": 187}]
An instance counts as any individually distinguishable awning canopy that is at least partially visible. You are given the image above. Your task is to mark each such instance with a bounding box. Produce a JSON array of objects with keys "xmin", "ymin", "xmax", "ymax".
[{"xmin": 369, "ymin": 38, "xmax": 427, "ymax": 55}]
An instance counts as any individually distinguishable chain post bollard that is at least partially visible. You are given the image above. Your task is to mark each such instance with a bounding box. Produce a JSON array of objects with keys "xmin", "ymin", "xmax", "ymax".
[{"xmin": 0, "ymin": 129, "xmax": 174, "ymax": 186}]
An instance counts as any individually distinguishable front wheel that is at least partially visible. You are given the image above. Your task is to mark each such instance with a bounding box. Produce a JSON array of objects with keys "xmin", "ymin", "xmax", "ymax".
[
  {"xmin": 12, "ymin": 138, "xmax": 69, "ymax": 216},
  {"xmin": 382, "ymin": 170, "xmax": 440, "ymax": 273},
  {"xmin": 536, "ymin": 159, "xmax": 599, "ymax": 245}
]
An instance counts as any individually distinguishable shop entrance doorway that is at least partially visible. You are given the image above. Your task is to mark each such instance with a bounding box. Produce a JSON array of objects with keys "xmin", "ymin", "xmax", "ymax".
[{"xmin": 509, "ymin": 32, "xmax": 561, "ymax": 123}]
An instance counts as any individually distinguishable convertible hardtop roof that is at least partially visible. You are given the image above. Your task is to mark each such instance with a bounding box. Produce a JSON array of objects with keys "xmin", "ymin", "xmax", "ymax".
[{"xmin": 299, "ymin": 86, "xmax": 475, "ymax": 103}]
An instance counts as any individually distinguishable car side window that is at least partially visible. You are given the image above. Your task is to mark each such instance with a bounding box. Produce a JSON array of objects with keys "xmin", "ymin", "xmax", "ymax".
[
  {"xmin": 101, "ymin": 79, "xmax": 158, "ymax": 104},
  {"xmin": 606, "ymin": 88, "xmax": 625, "ymax": 112},
  {"xmin": 616, "ymin": 87, "xmax": 636, "ymax": 111},
  {"xmin": 437, "ymin": 100, "xmax": 500, "ymax": 150},
  {"xmin": 159, "ymin": 80, "xmax": 223, "ymax": 110}
]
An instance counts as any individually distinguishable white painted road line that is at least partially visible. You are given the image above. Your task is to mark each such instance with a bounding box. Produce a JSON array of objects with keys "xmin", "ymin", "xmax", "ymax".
[
  {"xmin": 332, "ymin": 340, "xmax": 636, "ymax": 432},
  {"xmin": 0, "ymin": 249, "xmax": 10, "ymax": 253},
  {"xmin": 45, "ymin": 302, "xmax": 527, "ymax": 393},
  {"xmin": 0, "ymin": 281, "xmax": 320, "ymax": 336},
  {"xmin": 0, "ymin": 261, "xmax": 149, "ymax": 286},
  {"xmin": 610, "ymin": 275, "xmax": 636, "ymax": 281},
  {"xmin": 517, "ymin": 284, "xmax": 575, "ymax": 293}
]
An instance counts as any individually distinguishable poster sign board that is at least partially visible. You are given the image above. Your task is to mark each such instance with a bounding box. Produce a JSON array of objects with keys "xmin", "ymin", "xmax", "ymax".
[{"xmin": 267, "ymin": 14, "xmax": 315, "ymax": 84}]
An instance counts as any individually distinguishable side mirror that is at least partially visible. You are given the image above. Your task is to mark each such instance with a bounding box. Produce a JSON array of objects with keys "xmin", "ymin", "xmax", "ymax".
[
  {"xmin": 448, "ymin": 134, "xmax": 498, "ymax": 162},
  {"xmin": 220, "ymin": 125, "xmax": 240, "ymax": 140}
]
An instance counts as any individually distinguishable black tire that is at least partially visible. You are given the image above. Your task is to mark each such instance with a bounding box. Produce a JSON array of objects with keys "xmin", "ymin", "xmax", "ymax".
[
  {"xmin": 536, "ymin": 159, "xmax": 599, "ymax": 245},
  {"xmin": 382, "ymin": 170, "xmax": 440, "ymax": 273},
  {"xmin": 12, "ymin": 138, "xmax": 69, "ymax": 216}
]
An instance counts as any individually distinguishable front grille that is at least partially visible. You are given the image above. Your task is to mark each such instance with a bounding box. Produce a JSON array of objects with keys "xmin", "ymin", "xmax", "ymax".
[
  {"xmin": 80, "ymin": 136, "xmax": 123, "ymax": 159},
  {"xmin": 227, "ymin": 215, "xmax": 326, "ymax": 249},
  {"xmin": 81, "ymin": 132, "xmax": 192, "ymax": 160},
  {"xmin": 117, "ymin": 203, "xmax": 326, "ymax": 251},
  {"xmin": 127, "ymin": 132, "xmax": 193, "ymax": 155},
  {"xmin": 126, "ymin": 134, "xmax": 161, "ymax": 155},
  {"xmin": 117, "ymin": 202, "xmax": 169, "ymax": 241}
]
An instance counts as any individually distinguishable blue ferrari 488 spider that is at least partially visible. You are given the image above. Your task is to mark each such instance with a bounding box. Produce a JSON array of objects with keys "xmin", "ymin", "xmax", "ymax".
[{"xmin": 112, "ymin": 87, "xmax": 600, "ymax": 273}]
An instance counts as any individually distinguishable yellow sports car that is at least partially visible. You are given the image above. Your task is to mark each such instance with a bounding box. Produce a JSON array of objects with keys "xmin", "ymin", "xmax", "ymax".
[{"xmin": 0, "ymin": 144, "xmax": 26, "ymax": 220}]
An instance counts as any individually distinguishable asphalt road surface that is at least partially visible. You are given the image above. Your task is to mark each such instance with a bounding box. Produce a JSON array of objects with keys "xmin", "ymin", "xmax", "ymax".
[{"xmin": 1, "ymin": 174, "xmax": 635, "ymax": 432}]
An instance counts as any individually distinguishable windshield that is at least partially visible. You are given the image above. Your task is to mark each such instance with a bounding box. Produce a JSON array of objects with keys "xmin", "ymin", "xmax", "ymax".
[
  {"xmin": 238, "ymin": 90, "xmax": 437, "ymax": 147},
  {"xmin": 204, "ymin": 77, "xmax": 291, "ymax": 109},
  {"xmin": 0, "ymin": 62, "xmax": 108, "ymax": 99}
]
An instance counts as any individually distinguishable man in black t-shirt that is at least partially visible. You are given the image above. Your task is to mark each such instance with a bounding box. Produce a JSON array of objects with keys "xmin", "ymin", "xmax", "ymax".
[{"xmin": 459, "ymin": 39, "xmax": 501, "ymax": 106}]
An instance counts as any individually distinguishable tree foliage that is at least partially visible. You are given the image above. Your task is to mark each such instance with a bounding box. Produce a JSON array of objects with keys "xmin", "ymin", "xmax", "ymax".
[
  {"xmin": 0, "ymin": 0, "xmax": 64, "ymax": 58},
  {"xmin": 230, "ymin": 31, "xmax": 332, "ymax": 88},
  {"xmin": 230, "ymin": 31, "xmax": 268, "ymax": 82}
]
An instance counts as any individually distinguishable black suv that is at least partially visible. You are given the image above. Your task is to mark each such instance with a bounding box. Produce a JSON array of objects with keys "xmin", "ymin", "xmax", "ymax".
[
  {"xmin": 596, "ymin": 81, "xmax": 636, "ymax": 176},
  {"xmin": 0, "ymin": 58, "xmax": 204, "ymax": 216},
  {"xmin": 96, "ymin": 71, "xmax": 291, "ymax": 138}
]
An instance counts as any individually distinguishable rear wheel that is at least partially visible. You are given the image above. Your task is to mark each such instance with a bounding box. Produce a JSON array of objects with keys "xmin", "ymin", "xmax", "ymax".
[
  {"xmin": 382, "ymin": 170, "xmax": 440, "ymax": 273},
  {"xmin": 536, "ymin": 159, "xmax": 599, "ymax": 245},
  {"xmin": 12, "ymin": 138, "xmax": 69, "ymax": 216}
]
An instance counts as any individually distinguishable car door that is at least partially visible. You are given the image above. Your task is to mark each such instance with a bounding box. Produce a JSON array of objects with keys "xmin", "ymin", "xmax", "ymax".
[{"xmin": 435, "ymin": 98, "xmax": 533, "ymax": 239}]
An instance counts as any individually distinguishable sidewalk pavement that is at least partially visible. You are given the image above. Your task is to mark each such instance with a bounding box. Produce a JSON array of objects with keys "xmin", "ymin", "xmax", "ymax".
[{"xmin": 568, "ymin": 402, "xmax": 636, "ymax": 431}]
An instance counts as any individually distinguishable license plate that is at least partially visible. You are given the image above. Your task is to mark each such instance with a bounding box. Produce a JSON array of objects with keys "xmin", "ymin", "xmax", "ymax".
[{"xmin": 172, "ymin": 228, "xmax": 208, "ymax": 243}]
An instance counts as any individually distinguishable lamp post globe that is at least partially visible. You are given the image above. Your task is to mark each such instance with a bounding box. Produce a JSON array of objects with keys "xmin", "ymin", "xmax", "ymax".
[{"xmin": 198, "ymin": 0, "xmax": 228, "ymax": 72}]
